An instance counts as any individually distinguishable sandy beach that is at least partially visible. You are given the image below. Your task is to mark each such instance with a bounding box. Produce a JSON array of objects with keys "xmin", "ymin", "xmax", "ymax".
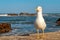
[{"xmin": 0, "ymin": 31, "xmax": 60, "ymax": 40}]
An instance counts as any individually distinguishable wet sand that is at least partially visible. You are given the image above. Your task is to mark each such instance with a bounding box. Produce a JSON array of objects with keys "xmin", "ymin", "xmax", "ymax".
[{"xmin": 0, "ymin": 31, "xmax": 60, "ymax": 40}]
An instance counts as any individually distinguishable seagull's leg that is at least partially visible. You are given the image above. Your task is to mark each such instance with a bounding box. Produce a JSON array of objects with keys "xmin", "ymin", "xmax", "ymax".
[
  {"xmin": 42, "ymin": 30, "xmax": 44, "ymax": 37},
  {"xmin": 42, "ymin": 29, "xmax": 45, "ymax": 39},
  {"xmin": 37, "ymin": 29, "xmax": 40, "ymax": 39}
]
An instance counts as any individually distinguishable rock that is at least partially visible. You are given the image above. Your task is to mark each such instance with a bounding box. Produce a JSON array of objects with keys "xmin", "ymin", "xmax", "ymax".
[
  {"xmin": 20, "ymin": 34, "xmax": 30, "ymax": 36},
  {"xmin": 0, "ymin": 23, "xmax": 11, "ymax": 33},
  {"xmin": 56, "ymin": 18, "xmax": 60, "ymax": 26}
]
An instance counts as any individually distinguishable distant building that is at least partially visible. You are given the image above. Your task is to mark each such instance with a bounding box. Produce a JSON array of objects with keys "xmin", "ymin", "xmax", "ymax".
[
  {"xmin": 19, "ymin": 12, "xmax": 28, "ymax": 16},
  {"xmin": 8, "ymin": 14, "xmax": 18, "ymax": 16},
  {"xmin": 19, "ymin": 12, "xmax": 36, "ymax": 16}
]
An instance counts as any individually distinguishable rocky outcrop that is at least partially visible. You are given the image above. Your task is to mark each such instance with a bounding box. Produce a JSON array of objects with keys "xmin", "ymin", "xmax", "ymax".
[
  {"xmin": 0, "ymin": 23, "xmax": 11, "ymax": 33},
  {"xmin": 56, "ymin": 18, "xmax": 60, "ymax": 26}
]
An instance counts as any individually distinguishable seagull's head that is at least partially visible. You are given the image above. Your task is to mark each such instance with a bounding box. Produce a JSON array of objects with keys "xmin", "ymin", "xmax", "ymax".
[{"xmin": 36, "ymin": 6, "xmax": 42, "ymax": 12}]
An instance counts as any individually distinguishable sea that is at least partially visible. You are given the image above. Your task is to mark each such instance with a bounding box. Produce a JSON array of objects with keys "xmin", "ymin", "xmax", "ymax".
[{"xmin": 0, "ymin": 13, "xmax": 60, "ymax": 36}]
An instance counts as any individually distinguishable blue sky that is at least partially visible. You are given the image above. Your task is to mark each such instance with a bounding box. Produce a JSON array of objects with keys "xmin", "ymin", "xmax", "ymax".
[{"xmin": 0, "ymin": 0, "xmax": 60, "ymax": 13}]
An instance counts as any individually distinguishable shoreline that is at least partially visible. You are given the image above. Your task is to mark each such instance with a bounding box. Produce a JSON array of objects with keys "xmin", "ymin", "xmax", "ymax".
[{"xmin": 0, "ymin": 31, "xmax": 60, "ymax": 40}]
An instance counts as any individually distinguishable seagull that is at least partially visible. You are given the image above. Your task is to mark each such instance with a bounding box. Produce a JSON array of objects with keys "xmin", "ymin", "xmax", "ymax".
[{"xmin": 35, "ymin": 6, "xmax": 46, "ymax": 39}]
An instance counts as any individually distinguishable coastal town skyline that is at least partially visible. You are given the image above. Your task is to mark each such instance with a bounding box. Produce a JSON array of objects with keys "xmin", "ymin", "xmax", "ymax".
[{"xmin": 0, "ymin": 0, "xmax": 60, "ymax": 14}]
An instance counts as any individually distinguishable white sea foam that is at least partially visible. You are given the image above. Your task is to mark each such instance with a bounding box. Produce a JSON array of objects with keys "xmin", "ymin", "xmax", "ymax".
[{"xmin": 0, "ymin": 14, "xmax": 8, "ymax": 16}]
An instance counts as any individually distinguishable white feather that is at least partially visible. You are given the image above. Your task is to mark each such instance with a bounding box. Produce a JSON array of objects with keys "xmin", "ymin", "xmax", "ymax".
[{"xmin": 35, "ymin": 6, "xmax": 46, "ymax": 30}]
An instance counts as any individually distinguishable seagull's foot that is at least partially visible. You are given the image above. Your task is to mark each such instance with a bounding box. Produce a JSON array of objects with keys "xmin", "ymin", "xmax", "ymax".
[
  {"xmin": 37, "ymin": 36, "xmax": 40, "ymax": 39},
  {"xmin": 40, "ymin": 35, "xmax": 46, "ymax": 39},
  {"xmin": 36, "ymin": 35, "xmax": 40, "ymax": 39},
  {"xmin": 36, "ymin": 36, "xmax": 41, "ymax": 40},
  {"xmin": 36, "ymin": 36, "xmax": 46, "ymax": 40}
]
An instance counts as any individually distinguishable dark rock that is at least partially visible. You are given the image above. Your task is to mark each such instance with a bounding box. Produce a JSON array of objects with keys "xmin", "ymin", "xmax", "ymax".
[
  {"xmin": 0, "ymin": 23, "xmax": 11, "ymax": 33},
  {"xmin": 56, "ymin": 18, "xmax": 60, "ymax": 26},
  {"xmin": 20, "ymin": 34, "xmax": 30, "ymax": 36}
]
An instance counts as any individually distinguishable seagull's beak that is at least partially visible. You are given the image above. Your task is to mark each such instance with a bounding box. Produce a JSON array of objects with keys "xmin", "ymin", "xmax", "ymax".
[{"xmin": 35, "ymin": 8, "xmax": 39, "ymax": 12}]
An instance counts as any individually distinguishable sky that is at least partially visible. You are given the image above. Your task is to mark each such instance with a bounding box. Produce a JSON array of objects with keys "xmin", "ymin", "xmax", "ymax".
[{"xmin": 0, "ymin": 0, "xmax": 60, "ymax": 14}]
